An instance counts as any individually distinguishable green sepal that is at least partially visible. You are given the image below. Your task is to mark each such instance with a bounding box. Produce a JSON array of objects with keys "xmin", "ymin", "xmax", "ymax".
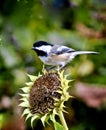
[
  {"xmin": 25, "ymin": 113, "xmax": 32, "ymax": 121},
  {"xmin": 22, "ymin": 109, "xmax": 30, "ymax": 116},
  {"xmin": 31, "ymin": 115, "xmax": 39, "ymax": 128},
  {"xmin": 20, "ymin": 97, "xmax": 29, "ymax": 102},
  {"xmin": 21, "ymin": 87, "xmax": 29, "ymax": 93},
  {"xmin": 27, "ymin": 74, "xmax": 37, "ymax": 82},
  {"xmin": 41, "ymin": 114, "xmax": 49, "ymax": 126},
  {"xmin": 19, "ymin": 93, "xmax": 29, "ymax": 98},
  {"xmin": 19, "ymin": 101, "xmax": 29, "ymax": 107},
  {"xmin": 25, "ymin": 82, "xmax": 33, "ymax": 86}
]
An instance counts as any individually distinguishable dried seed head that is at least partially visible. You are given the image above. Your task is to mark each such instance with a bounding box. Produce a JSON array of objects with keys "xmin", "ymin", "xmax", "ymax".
[
  {"xmin": 19, "ymin": 69, "xmax": 72, "ymax": 127},
  {"xmin": 29, "ymin": 72, "xmax": 61, "ymax": 114}
]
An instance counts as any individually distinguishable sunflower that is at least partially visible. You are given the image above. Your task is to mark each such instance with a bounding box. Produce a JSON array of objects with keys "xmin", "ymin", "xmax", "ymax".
[{"xmin": 19, "ymin": 68, "xmax": 72, "ymax": 130}]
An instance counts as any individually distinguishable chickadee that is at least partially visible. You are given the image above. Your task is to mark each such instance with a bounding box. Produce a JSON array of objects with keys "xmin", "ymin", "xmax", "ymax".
[{"xmin": 32, "ymin": 41, "xmax": 98, "ymax": 69}]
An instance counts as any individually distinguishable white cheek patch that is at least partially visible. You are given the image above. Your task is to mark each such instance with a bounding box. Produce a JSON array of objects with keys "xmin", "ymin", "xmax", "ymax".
[{"xmin": 36, "ymin": 45, "xmax": 52, "ymax": 53}]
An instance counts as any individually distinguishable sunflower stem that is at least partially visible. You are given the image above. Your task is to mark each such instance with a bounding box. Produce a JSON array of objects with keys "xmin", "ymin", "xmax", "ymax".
[{"xmin": 58, "ymin": 110, "xmax": 68, "ymax": 130}]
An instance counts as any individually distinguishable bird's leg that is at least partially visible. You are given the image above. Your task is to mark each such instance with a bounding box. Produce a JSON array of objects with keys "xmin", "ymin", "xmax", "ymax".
[
  {"xmin": 46, "ymin": 66, "xmax": 56, "ymax": 71},
  {"xmin": 60, "ymin": 65, "xmax": 66, "ymax": 71}
]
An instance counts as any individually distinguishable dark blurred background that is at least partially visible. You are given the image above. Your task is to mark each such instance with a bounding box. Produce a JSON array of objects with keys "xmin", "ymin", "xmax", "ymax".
[{"xmin": 0, "ymin": 0, "xmax": 106, "ymax": 130}]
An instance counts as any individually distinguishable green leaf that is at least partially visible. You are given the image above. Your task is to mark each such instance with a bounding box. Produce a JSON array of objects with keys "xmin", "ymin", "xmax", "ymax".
[
  {"xmin": 54, "ymin": 121, "xmax": 64, "ymax": 130},
  {"xmin": 50, "ymin": 114, "xmax": 64, "ymax": 130}
]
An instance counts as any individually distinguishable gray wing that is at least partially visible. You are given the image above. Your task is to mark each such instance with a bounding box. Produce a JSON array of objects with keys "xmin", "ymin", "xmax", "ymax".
[{"xmin": 50, "ymin": 45, "xmax": 75, "ymax": 55}]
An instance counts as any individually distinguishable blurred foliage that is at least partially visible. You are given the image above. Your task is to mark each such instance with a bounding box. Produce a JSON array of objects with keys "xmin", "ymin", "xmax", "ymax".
[{"xmin": 0, "ymin": 0, "xmax": 106, "ymax": 130}]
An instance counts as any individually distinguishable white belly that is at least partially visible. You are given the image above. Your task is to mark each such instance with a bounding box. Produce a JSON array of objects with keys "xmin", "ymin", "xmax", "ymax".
[{"xmin": 39, "ymin": 56, "xmax": 59, "ymax": 65}]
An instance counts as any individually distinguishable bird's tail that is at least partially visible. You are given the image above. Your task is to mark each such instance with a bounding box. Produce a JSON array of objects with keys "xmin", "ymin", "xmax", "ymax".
[{"xmin": 72, "ymin": 51, "xmax": 98, "ymax": 56}]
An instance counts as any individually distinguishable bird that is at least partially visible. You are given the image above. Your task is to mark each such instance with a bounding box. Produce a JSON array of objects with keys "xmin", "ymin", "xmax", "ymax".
[{"xmin": 32, "ymin": 41, "xmax": 98, "ymax": 69}]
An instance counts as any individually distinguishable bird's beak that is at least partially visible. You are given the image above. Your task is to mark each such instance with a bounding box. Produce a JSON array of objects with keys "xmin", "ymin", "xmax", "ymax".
[{"xmin": 31, "ymin": 47, "xmax": 35, "ymax": 50}]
